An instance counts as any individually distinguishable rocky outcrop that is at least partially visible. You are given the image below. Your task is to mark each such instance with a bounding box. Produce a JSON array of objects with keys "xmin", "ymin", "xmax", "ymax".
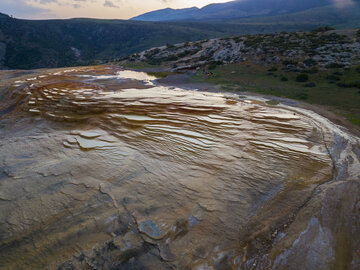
[{"xmin": 127, "ymin": 29, "xmax": 360, "ymax": 72}]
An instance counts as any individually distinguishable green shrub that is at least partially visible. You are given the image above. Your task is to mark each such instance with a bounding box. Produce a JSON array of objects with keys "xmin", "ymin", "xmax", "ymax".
[
  {"xmin": 337, "ymin": 82, "xmax": 359, "ymax": 88},
  {"xmin": 356, "ymin": 65, "xmax": 360, "ymax": 73},
  {"xmin": 296, "ymin": 73, "xmax": 309, "ymax": 82},
  {"xmin": 208, "ymin": 61, "xmax": 222, "ymax": 70},
  {"xmin": 333, "ymin": 71, "xmax": 343, "ymax": 76},
  {"xmin": 268, "ymin": 66, "xmax": 278, "ymax": 72},
  {"xmin": 177, "ymin": 51, "xmax": 191, "ymax": 58},
  {"xmin": 146, "ymin": 58, "xmax": 162, "ymax": 65},
  {"xmin": 295, "ymin": 92, "xmax": 309, "ymax": 100},
  {"xmin": 283, "ymin": 60, "xmax": 298, "ymax": 66},
  {"xmin": 208, "ymin": 63, "xmax": 217, "ymax": 70},
  {"xmin": 311, "ymin": 26, "xmax": 334, "ymax": 33},
  {"xmin": 166, "ymin": 55, "xmax": 179, "ymax": 61},
  {"xmin": 326, "ymin": 74, "xmax": 340, "ymax": 81},
  {"xmin": 305, "ymin": 67, "xmax": 318, "ymax": 74},
  {"xmin": 325, "ymin": 62, "xmax": 345, "ymax": 69},
  {"xmin": 303, "ymin": 59, "xmax": 317, "ymax": 67},
  {"xmin": 199, "ymin": 55, "xmax": 209, "ymax": 61},
  {"xmin": 280, "ymin": 76, "xmax": 288, "ymax": 82},
  {"xmin": 304, "ymin": 82, "xmax": 316, "ymax": 88}
]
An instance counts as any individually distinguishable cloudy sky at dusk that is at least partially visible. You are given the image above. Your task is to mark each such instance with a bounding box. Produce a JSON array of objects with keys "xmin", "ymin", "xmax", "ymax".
[{"xmin": 0, "ymin": 0, "xmax": 231, "ymax": 20}]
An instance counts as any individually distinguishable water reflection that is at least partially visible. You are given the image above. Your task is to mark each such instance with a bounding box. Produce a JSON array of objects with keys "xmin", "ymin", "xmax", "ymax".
[
  {"xmin": 76, "ymin": 69, "xmax": 158, "ymax": 86},
  {"xmin": 116, "ymin": 70, "xmax": 158, "ymax": 84}
]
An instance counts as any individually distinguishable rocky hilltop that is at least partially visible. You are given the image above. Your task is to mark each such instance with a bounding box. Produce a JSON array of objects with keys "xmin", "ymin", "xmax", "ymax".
[{"xmin": 127, "ymin": 28, "xmax": 360, "ymax": 72}]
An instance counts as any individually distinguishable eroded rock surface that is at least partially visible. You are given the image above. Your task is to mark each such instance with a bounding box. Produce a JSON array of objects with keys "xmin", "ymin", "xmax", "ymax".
[{"xmin": 0, "ymin": 66, "xmax": 359, "ymax": 270}]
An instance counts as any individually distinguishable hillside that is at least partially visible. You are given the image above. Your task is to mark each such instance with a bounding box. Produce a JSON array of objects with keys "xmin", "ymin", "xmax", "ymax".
[
  {"xmin": 0, "ymin": 15, "xmax": 224, "ymax": 69},
  {"xmin": 0, "ymin": 14, "xmax": 321, "ymax": 70},
  {"xmin": 1, "ymin": 1, "xmax": 360, "ymax": 70},
  {"xmin": 131, "ymin": 0, "xmax": 334, "ymax": 21},
  {"xmin": 126, "ymin": 29, "xmax": 360, "ymax": 71}
]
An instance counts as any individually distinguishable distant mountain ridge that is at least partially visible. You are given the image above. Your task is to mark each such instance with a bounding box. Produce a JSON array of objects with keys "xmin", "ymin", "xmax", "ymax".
[
  {"xmin": 133, "ymin": 7, "xmax": 200, "ymax": 22},
  {"xmin": 131, "ymin": 0, "xmax": 337, "ymax": 21}
]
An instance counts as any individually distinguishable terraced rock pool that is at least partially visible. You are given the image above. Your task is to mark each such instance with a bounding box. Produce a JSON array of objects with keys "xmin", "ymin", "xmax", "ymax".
[{"xmin": 0, "ymin": 66, "xmax": 359, "ymax": 270}]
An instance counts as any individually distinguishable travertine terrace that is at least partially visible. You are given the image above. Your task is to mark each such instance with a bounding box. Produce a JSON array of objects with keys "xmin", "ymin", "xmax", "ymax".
[{"xmin": 0, "ymin": 66, "xmax": 359, "ymax": 269}]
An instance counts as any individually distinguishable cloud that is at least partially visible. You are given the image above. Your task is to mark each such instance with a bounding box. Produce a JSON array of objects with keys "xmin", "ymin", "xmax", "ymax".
[
  {"xmin": 332, "ymin": 0, "xmax": 356, "ymax": 7},
  {"xmin": 0, "ymin": 0, "xmax": 49, "ymax": 18},
  {"xmin": 36, "ymin": 0, "xmax": 58, "ymax": 3},
  {"xmin": 104, "ymin": 0, "xmax": 119, "ymax": 8},
  {"xmin": 0, "ymin": 0, "xmax": 233, "ymax": 19}
]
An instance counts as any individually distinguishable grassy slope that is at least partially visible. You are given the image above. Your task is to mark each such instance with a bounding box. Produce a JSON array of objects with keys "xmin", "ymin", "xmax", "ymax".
[{"xmin": 194, "ymin": 63, "xmax": 360, "ymax": 128}]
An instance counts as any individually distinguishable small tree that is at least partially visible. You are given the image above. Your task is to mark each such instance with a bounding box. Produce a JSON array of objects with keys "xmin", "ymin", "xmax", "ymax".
[
  {"xmin": 356, "ymin": 65, "xmax": 360, "ymax": 73},
  {"xmin": 325, "ymin": 62, "xmax": 345, "ymax": 69},
  {"xmin": 311, "ymin": 26, "xmax": 335, "ymax": 33},
  {"xmin": 268, "ymin": 66, "xmax": 278, "ymax": 72},
  {"xmin": 296, "ymin": 73, "xmax": 309, "ymax": 82}
]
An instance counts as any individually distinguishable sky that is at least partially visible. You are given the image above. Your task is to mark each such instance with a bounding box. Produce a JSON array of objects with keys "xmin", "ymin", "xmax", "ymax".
[{"xmin": 0, "ymin": 0, "xmax": 232, "ymax": 20}]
